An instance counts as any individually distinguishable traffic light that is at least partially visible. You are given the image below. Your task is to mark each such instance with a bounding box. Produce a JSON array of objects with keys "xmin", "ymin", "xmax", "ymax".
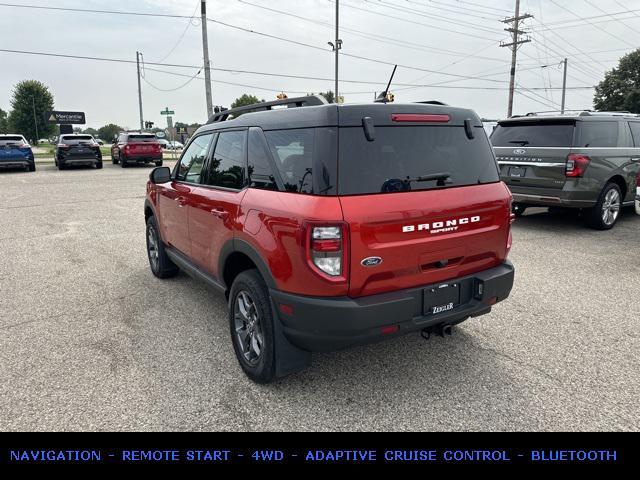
[
  {"xmin": 276, "ymin": 92, "xmax": 288, "ymax": 100},
  {"xmin": 144, "ymin": 121, "xmax": 154, "ymax": 129}
]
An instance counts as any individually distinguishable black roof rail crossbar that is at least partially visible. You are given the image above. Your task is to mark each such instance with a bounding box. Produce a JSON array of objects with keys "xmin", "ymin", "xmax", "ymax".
[
  {"xmin": 207, "ymin": 95, "xmax": 328, "ymax": 124},
  {"xmin": 415, "ymin": 100, "xmax": 449, "ymax": 106}
]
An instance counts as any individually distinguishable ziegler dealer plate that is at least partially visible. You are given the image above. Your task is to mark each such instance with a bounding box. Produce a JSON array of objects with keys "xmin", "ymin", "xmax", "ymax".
[{"xmin": 424, "ymin": 283, "xmax": 461, "ymax": 316}]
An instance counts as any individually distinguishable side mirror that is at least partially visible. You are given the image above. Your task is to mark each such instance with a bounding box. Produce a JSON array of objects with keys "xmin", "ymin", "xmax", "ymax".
[{"xmin": 150, "ymin": 167, "xmax": 171, "ymax": 184}]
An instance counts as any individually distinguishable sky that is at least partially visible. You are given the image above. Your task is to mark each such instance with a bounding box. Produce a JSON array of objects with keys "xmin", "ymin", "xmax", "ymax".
[{"xmin": 0, "ymin": 0, "xmax": 638, "ymax": 130}]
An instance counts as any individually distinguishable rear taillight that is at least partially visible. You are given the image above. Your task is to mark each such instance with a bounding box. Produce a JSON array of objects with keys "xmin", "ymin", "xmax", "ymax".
[
  {"xmin": 57, "ymin": 144, "xmax": 69, "ymax": 149},
  {"xmin": 566, "ymin": 154, "xmax": 590, "ymax": 178},
  {"xmin": 307, "ymin": 224, "xmax": 348, "ymax": 280}
]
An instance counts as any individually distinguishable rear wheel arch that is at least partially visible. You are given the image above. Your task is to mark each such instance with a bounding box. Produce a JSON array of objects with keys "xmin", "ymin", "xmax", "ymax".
[
  {"xmin": 219, "ymin": 239, "xmax": 277, "ymax": 293},
  {"xmin": 606, "ymin": 175, "xmax": 628, "ymax": 200}
]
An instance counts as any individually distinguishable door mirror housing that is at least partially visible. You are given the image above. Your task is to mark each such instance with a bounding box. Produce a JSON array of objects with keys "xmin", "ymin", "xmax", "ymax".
[{"xmin": 150, "ymin": 166, "xmax": 172, "ymax": 184}]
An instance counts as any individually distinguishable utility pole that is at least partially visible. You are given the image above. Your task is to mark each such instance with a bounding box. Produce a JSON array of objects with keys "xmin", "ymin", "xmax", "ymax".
[
  {"xmin": 201, "ymin": 0, "xmax": 214, "ymax": 119},
  {"xmin": 561, "ymin": 58, "xmax": 568, "ymax": 114},
  {"xmin": 328, "ymin": 1, "xmax": 342, "ymax": 103},
  {"xmin": 136, "ymin": 51, "xmax": 144, "ymax": 131},
  {"xmin": 31, "ymin": 97, "xmax": 39, "ymax": 144},
  {"xmin": 500, "ymin": 0, "xmax": 533, "ymax": 117}
]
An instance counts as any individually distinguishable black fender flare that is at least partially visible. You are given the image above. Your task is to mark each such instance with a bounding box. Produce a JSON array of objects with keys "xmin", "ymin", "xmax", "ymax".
[
  {"xmin": 218, "ymin": 238, "xmax": 277, "ymax": 290},
  {"xmin": 144, "ymin": 199, "xmax": 157, "ymax": 220}
]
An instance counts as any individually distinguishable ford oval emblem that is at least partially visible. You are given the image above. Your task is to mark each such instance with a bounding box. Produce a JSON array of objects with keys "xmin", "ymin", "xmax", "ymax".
[
  {"xmin": 514, "ymin": 149, "xmax": 526, "ymax": 155},
  {"xmin": 361, "ymin": 257, "xmax": 383, "ymax": 267}
]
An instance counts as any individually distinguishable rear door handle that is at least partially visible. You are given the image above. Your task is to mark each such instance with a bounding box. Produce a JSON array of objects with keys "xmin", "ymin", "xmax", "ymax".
[{"xmin": 211, "ymin": 208, "xmax": 229, "ymax": 219}]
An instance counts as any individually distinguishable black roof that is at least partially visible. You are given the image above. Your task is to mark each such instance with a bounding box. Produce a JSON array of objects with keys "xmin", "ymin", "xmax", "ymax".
[{"xmin": 194, "ymin": 102, "xmax": 483, "ymax": 135}]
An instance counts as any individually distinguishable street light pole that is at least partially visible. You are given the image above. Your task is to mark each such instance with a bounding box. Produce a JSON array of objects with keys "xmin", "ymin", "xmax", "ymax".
[
  {"xmin": 201, "ymin": 0, "xmax": 214, "ymax": 119},
  {"xmin": 136, "ymin": 51, "xmax": 144, "ymax": 131}
]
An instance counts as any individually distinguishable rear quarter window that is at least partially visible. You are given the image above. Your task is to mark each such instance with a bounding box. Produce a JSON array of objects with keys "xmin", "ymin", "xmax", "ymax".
[
  {"xmin": 490, "ymin": 122, "xmax": 575, "ymax": 147},
  {"xmin": 574, "ymin": 121, "xmax": 619, "ymax": 148},
  {"xmin": 338, "ymin": 126, "xmax": 499, "ymax": 195}
]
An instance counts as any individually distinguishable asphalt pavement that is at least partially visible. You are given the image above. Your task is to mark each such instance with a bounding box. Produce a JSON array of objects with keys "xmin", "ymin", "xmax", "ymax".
[{"xmin": 0, "ymin": 161, "xmax": 638, "ymax": 431}]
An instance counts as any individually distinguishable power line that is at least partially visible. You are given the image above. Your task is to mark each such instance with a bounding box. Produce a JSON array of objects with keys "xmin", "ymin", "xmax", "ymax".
[
  {"xmin": 582, "ymin": 0, "xmax": 640, "ymax": 38},
  {"xmin": 143, "ymin": 68, "xmax": 203, "ymax": 92},
  {"xmin": 237, "ymin": 0, "xmax": 505, "ymax": 62},
  {"xmin": 331, "ymin": 0, "xmax": 502, "ymax": 41},
  {"xmin": 154, "ymin": 0, "xmax": 201, "ymax": 64},
  {"xmin": 547, "ymin": 0, "xmax": 635, "ymax": 48}
]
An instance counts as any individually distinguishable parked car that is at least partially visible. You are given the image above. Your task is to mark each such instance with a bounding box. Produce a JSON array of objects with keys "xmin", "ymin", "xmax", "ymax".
[
  {"xmin": 156, "ymin": 139, "xmax": 170, "ymax": 149},
  {"xmin": 55, "ymin": 135, "xmax": 102, "ymax": 170},
  {"xmin": 94, "ymin": 138, "xmax": 105, "ymax": 146},
  {"xmin": 491, "ymin": 111, "xmax": 640, "ymax": 229},
  {"xmin": 0, "ymin": 135, "xmax": 35, "ymax": 172},
  {"xmin": 143, "ymin": 96, "xmax": 515, "ymax": 383},
  {"xmin": 167, "ymin": 141, "xmax": 184, "ymax": 150},
  {"xmin": 111, "ymin": 132, "xmax": 163, "ymax": 168}
]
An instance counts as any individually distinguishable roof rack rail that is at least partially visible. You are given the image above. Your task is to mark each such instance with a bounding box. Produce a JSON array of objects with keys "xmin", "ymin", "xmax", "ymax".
[
  {"xmin": 415, "ymin": 100, "xmax": 449, "ymax": 106},
  {"xmin": 518, "ymin": 110, "xmax": 640, "ymax": 118},
  {"xmin": 207, "ymin": 95, "xmax": 328, "ymax": 124}
]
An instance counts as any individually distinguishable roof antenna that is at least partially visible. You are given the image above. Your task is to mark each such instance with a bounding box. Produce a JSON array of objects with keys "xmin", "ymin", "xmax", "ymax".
[{"xmin": 375, "ymin": 65, "xmax": 397, "ymax": 103}]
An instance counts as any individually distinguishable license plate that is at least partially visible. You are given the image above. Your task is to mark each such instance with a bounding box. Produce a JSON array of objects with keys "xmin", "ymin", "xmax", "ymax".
[
  {"xmin": 424, "ymin": 283, "xmax": 461, "ymax": 316},
  {"xmin": 509, "ymin": 166, "xmax": 526, "ymax": 178}
]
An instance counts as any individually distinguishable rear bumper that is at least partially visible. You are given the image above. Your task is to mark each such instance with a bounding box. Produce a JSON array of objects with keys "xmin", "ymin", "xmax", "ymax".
[
  {"xmin": 0, "ymin": 159, "xmax": 32, "ymax": 168},
  {"xmin": 59, "ymin": 157, "xmax": 101, "ymax": 164},
  {"xmin": 271, "ymin": 261, "xmax": 515, "ymax": 352},
  {"xmin": 122, "ymin": 155, "xmax": 162, "ymax": 163},
  {"xmin": 507, "ymin": 185, "xmax": 597, "ymax": 208}
]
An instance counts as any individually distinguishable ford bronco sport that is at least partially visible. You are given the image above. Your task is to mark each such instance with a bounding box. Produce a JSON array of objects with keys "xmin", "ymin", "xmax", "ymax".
[
  {"xmin": 491, "ymin": 111, "xmax": 640, "ymax": 229},
  {"xmin": 144, "ymin": 96, "xmax": 515, "ymax": 383}
]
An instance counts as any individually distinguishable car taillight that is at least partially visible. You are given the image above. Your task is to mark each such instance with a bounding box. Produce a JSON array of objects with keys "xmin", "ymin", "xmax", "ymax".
[
  {"xmin": 308, "ymin": 225, "xmax": 347, "ymax": 279},
  {"xmin": 391, "ymin": 113, "xmax": 450, "ymax": 123},
  {"xmin": 566, "ymin": 154, "xmax": 590, "ymax": 178},
  {"xmin": 57, "ymin": 144, "xmax": 69, "ymax": 149}
]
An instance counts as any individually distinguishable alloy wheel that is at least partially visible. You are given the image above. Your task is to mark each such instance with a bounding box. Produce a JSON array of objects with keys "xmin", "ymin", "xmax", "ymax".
[
  {"xmin": 234, "ymin": 291, "xmax": 263, "ymax": 366},
  {"xmin": 601, "ymin": 189, "xmax": 621, "ymax": 226}
]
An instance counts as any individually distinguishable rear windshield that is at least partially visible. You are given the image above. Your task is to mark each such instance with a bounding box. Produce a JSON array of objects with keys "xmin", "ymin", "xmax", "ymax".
[
  {"xmin": 490, "ymin": 121, "xmax": 575, "ymax": 147},
  {"xmin": 61, "ymin": 136, "xmax": 94, "ymax": 145},
  {"xmin": 128, "ymin": 135, "xmax": 157, "ymax": 142},
  {"xmin": 338, "ymin": 126, "xmax": 499, "ymax": 195},
  {"xmin": 0, "ymin": 136, "xmax": 25, "ymax": 146}
]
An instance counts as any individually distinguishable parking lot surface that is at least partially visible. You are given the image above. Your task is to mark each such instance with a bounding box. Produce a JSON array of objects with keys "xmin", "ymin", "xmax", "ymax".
[{"xmin": 1, "ymin": 163, "xmax": 638, "ymax": 431}]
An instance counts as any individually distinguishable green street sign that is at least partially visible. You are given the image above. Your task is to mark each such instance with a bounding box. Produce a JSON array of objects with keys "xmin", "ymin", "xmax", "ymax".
[{"xmin": 160, "ymin": 108, "xmax": 175, "ymax": 115}]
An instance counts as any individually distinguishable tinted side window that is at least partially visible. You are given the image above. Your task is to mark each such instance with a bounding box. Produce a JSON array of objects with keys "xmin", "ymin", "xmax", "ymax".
[
  {"xmin": 629, "ymin": 122, "xmax": 640, "ymax": 147},
  {"xmin": 490, "ymin": 122, "xmax": 575, "ymax": 147},
  {"xmin": 248, "ymin": 128, "xmax": 278, "ymax": 191},
  {"xmin": 265, "ymin": 129, "xmax": 315, "ymax": 194},
  {"xmin": 207, "ymin": 130, "xmax": 246, "ymax": 190},
  {"xmin": 575, "ymin": 121, "xmax": 618, "ymax": 148},
  {"xmin": 176, "ymin": 134, "xmax": 214, "ymax": 183}
]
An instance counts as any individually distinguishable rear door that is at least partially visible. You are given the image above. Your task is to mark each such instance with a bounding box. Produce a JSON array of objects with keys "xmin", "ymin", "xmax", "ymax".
[
  {"xmin": 337, "ymin": 120, "xmax": 511, "ymax": 298},
  {"xmin": 188, "ymin": 130, "xmax": 247, "ymax": 276},
  {"xmin": 491, "ymin": 120, "xmax": 574, "ymax": 190}
]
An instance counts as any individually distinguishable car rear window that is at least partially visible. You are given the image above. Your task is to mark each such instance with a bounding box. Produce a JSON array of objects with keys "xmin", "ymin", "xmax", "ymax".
[
  {"xmin": 0, "ymin": 136, "xmax": 25, "ymax": 146},
  {"xmin": 337, "ymin": 126, "xmax": 499, "ymax": 195},
  {"xmin": 128, "ymin": 135, "xmax": 157, "ymax": 142},
  {"xmin": 491, "ymin": 121, "xmax": 575, "ymax": 147},
  {"xmin": 61, "ymin": 136, "xmax": 94, "ymax": 145}
]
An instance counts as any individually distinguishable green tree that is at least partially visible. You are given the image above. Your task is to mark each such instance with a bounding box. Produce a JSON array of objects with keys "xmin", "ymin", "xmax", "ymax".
[
  {"xmin": 98, "ymin": 124, "xmax": 123, "ymax": 142},
  {"xmin": 8, "ymin": 80, "xmax": 55, "ymax": 143},
  {"xmin": 82, "ymin": 127, "xmax": 99, "ymax": 137},
  {"xmin": 594, "ymin": 49, "xmax": 640, "ymax": 113},
  {"xmin": 230, "ymin": 94, "xmax": 265, "ymax": 117},
  {"xmin": 0, "ymin": 108, "xmax": 9, "ymax": 134}
]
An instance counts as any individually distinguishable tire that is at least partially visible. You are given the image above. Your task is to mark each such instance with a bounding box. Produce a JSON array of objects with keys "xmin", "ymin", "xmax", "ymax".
[
  {"xmin": 112, "ymin": 157, "xmax": 119, "ymax": 165},
  {"xmin": 155, "ymin": 160, "xmax": 163, "ymax": 167},
  {"xmin": 58, "ymin": 162, "xmax": 66, "ymax": 171},
  {"xmin": 121, "ymin": 158, "xmax": 128, "ymax": 168},
  {"xmin": 229, "ymin": 270, "xmax": 276, "ymax": 384},
  {"xmin": 96, "ymin": 161, "xmax": 103, "ymax": 170},
  {"xmin": 586, "ymin": 182, "xmax": 622, "ymax": 230},
  {"xmin": 28, "ymin": 163, "xmax": 36, "ymax": 172},
  {"xmin": 512, "ymin": 202, "xmax": 527, "ymax": 217},
  {"xmin": 145, "ymin": 216, "xmax": 179, "ymax": 279}
]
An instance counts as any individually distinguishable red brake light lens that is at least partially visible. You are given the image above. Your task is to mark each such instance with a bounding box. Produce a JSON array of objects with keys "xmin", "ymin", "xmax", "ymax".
[
  {"xmin": 307, "ymin": 225, "xmax": 347, "ymax": 280},
  {"xmin": 566, "ymin": 154, "xmax": 590, "ymax": 178},
  {"xmin": 391, "ymin": 114, "xmax": 450, "ymax": 123}
]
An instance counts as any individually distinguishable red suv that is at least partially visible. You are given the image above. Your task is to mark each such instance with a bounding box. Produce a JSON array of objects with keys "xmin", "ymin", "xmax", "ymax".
[
  {"xmin": 144, "ymin": 96, "xmax": 515, "ymax": 383},
  {"xmin": 111, "ymin": 132, "xmax": 163, "ymax": 168}
]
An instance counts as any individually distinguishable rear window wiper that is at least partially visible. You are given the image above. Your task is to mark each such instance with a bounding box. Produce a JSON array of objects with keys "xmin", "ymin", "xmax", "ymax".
[{"xmin": 381, "ymin": 172, "xmax": 451, "ymax": 192}]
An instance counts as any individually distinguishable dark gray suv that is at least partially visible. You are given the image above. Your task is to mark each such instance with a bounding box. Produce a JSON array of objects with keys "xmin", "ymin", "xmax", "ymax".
[{"xmin": 491, "ymin": 111, "xmax": 640, "ymax": 229}]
